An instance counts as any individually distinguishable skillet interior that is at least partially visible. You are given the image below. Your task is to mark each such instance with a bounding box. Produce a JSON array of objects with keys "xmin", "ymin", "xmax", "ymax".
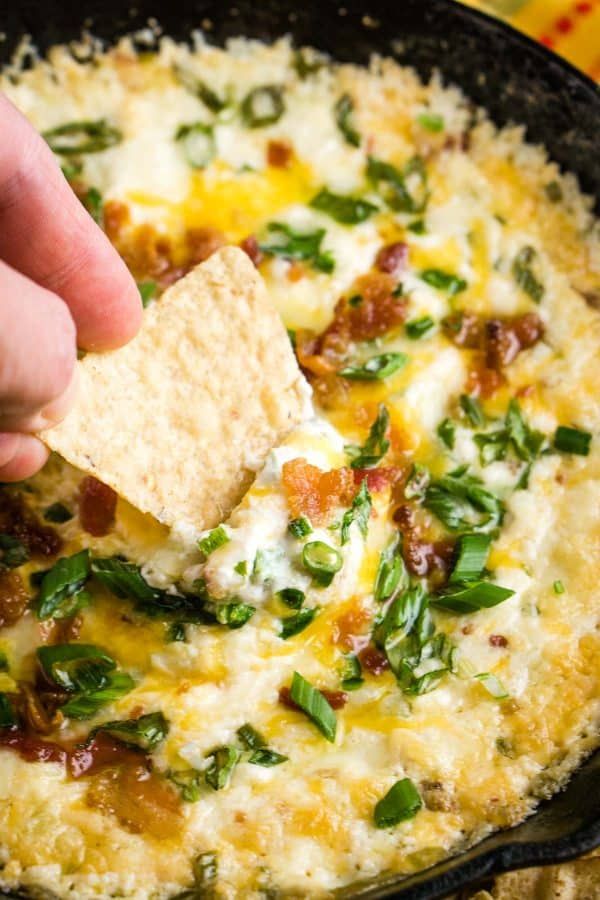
[{"xmin": 0, "ymin": 1, "xmax": 599, "ymax": 897}]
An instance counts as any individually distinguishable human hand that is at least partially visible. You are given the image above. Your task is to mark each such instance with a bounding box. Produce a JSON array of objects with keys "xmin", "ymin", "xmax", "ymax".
[{"xmin": 0, "ymin": 93, "xmax": 142, "ymax": 482}]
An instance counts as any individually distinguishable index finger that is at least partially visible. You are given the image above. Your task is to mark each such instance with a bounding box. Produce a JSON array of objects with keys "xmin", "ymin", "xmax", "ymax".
[{"xmin": 0, "ymin": 93, "xmax": 142, "ymax": 351}]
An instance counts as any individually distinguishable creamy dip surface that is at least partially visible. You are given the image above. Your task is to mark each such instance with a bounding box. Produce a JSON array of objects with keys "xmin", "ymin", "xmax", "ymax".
[{"xmin": 0, "ymin": 35, "xmax": 599, "ymax": 900}]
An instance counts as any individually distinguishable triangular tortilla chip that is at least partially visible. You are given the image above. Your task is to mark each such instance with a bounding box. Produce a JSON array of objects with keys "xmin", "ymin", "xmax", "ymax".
[{"xmin": 42, "ymin": 246, "xmax": 308, "ymax": 530}]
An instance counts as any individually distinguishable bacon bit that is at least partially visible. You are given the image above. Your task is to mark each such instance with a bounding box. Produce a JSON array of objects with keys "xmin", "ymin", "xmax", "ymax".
[
  {"xmin": 239, "ymin": 235, "xmax": 264, "ymax": 268},
  {"xmin": 17, "ymin": 682, "xmax": 63, "ymax": 735},
  {"xmin": 278, "ymin": 685, "xmax": 348, "ymax": 711},
  {"xmin": 281, "ymin": 458, "xmax": 355, "ymax": 525},
  {"xmin": 0, "ymin": 727, "xmax": 67, "ymax": 766},
  {"xmin": 321, "ymin": 689, "xmax": 348, "ymax": 709},
  {"xmin": 489, "ymin": 634, "xmax": 508, "ymax": 648},
  {"xmin": 184, "ymin": 226, "xmax": 226, "ymax": 265},
  {"xmin": 358, "ymin": 645, "xmax": 389, "ymax": 675},
  {"xmin": 353, "ymin": 466, "xmax": 404, "ymax": 492},
  {"xmin": 86, "ymin": 761, "xmax": 182, "ymax": 838},
  {"xmin": 0, "ymin": 489, "xmax": 62, "ymax": 559},
  {"xmin": 420, "ymin": 780, "xmax": 457, "ymax": 812},
  {"xmin": 466, "ymin": 363, "xmax": 505, "ymax": 399},
  {"xmin": 443, "ymin": 311, "xmax": 483, "ymax": 349},
  {"xmin": 375, "ymin": 242, "xmax": 408, "ymax": 277},
  {"xmin": 444, "ymin": 311, "xmax": 544, "ymax": 380},
  {"xmin": 70, "ymin": 732, "xmax": 149, "ymax": 779},
  {"xmin": 0, "ymin": 571, "xmax": 29, "ymax": 629},
  {"xmin": 267, "ymin": 139, "xmax": 293, "ymax": 168},
  {"xmin": 393, "ymin": 505, "xmax": 455, "ymax": 579},
  {"xmin": 332, "ymin": 606, "xmax": 371, "ymax": 651},
  {"xmin": 342, "ymin": 272, "xmax": 408, "ymax": 341},
  {"xmin": 461, "ymin": 624, "xmax": 474, "ymax": 635},
  {"xmin": 103, "ymin": 199, "xmax": 131, "ymax": 241},
  {"xmin": 78, "ymin": 476, "xmax": 117, "ymax": 537}
]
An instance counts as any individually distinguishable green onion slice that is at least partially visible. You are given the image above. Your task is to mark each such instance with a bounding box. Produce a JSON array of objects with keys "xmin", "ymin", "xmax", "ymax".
[
  {"xmin": 345, "ymin": 404, "xmax": 390, "ymax": 469},
  {"xmin": 205, "ymin": 745, "xmax": 241, "ymax": 790},
  {"xmin": 288, "ymin": 516, "xmax": 313, "ymax": 538},
  {"xmin": 198, "ymin": 525, "xmax": 229, "ymax": 559},
  {"xmin": 406, "ymin": 316, "xmax": 435, "ymax": 339},
  {"xmin": 241, "ymin": 85, "xmax": 285, "ymax": 127},
  {"xmin": 340, "ymin": 480, "xmax": 372, "ymax": 545},
  {"xmin": 289, "ymin": 672, "xmax": 337, "ymax": 742},
  {"xmin": 43, "ymin": 502, "xmax": 73, "ymax": 524},
  {"xmin": 374, "ymin": 534, "xmax": 409, "ymax": 603},
  {"xmin": 0, "ymin": 535, "xmax": 29, "ymax": 570},
  {"xmin": 554, "ymin": 425, "xmax": 591, "ymax": 456},
  {"xmin": 302, "ymin": 541, "xmax": 343, "ymax": 587},
  {"xmin": 37, "ymin": 549, "xmax": 90, "ymax": 620},
  {"xmin": 417, "ymin": 112, "xmax": 444, "ymax": 132},
  {"xmin": 449, "ymin": 533, "xmax": 491, "ymax": 584},
  {"xmin": 175, "ymin": 122, "xmax": 215, "ymax": 169},
  {"xmin": 43, "ymin": 119, "xmax": 122, "ymax": 155},
  {"xmin": 280, "ymin": 607, "xmax": 319, "ymax": 639},
  {"xmin": 420, "ymin": 268, "xmax": 467, "ymax": 296},
  {"xmin": 334, "ymin": 93, "xmax": 361, "ymax": 147},
  {"xmin": 276, "ymin": 587, "xmax": 305, "ymax": 609},
  {"xmin": 433, "ymin": 580, "xmax": 514, "ymax": 614},
  {"xmin": 338, "ymin": 352, "xmax": 408, "ymax": 381},
  {"xmin": 0, "ymin": 693, "xmax": 17, "ymax": 728},
  {"xmin": 367, "ymin": 155, "xmax": 429, "ymax": 214},
  {"xmin": 310, "ymin": 188, "xmax": 378, "ymax": 225},
  {"xmin": 91, "ymin": 711, "xmax": 169, "ymax": 751},
  {"xmin": 374, "ymin": 778, "xmax": 422, "ymax": 828},
  {"xmin": 512, "ymin": 246, "xmax": 544, "ymax": 303},
  {"xmin": 340, "ymin": 654, "xmax": 363, "ymax": 691}
]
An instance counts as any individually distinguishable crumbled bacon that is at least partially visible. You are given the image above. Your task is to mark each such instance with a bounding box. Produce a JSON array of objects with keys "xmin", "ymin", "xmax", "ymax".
[
  {"xmin": 281, "ymin": 458, "xmax": 355, "ymax": 525},
  {"xmin": 184, "ymin": 226, "xmax": 226, "ymax": 266},
  {"xmin": 336, "ymin": 273, "xmax": 408, "ymax": 342},
  {"xmin": 393, "ymin": 504, "xmax": 455, "ymax": 579},
  {"xmin": 267, "ymin": 139, "xmax": 293, "ymax": 168},
  {"xmin": 0, "ymin": 488, "xmax": 62, "ymax": 558},
  {"xmin": 489, "ymin": 634, "xmax": 508, "ymax": 648},
  {"xmin": 375, "ymin": 242, "xmax": 408, "ymax": 277},
  {"xmin": 78, "ymin": 476, "xmax": 117, "ymax": 537},
  {"xmin": 239, "ymin": 234, "xmax": 264, "ymax": 268},
  {"xmin": 353, "ymin": 466, "xmax": 404, "ymax": 492},
  {"xmin": 358, "ymin": 645, "xmax": 389, "ymax": 675},
  {"xmin": 443, "ymin": 311, "xmax": 544, "ymax": 397},
  {"xmin": 0, "ymin": 571, "xmax": 29, "ymax": 629},
  {"xmin": 17, "ymin": 682, "xmax": 63, "ymax": 735},
  {"xmin": 332, "ymin": 606, "xmax": 371, "ymax": 652}
]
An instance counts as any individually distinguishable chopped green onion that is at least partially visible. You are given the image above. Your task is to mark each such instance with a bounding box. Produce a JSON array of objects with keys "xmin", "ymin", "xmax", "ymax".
[
  {"xmin": 432, "ymin": 580, "xmax": 514, "ymax": 614},
  {"xmin": 276, "ymin": 587, "xmax": 305, "ymax": 609},
  {"xmin": 168, "ymin": 768, "xmax": 203, "ymax": 802},
  {"xmin": 236, "ymin": 723, "xmax": 266, "ymax": 749},
  {"xmin": 404, "ymin": 463, "xmax": 430, "ymax": 501},
  {"xmin": 417, "ymin": 112, "xmax": 444, "ymax": 132},
  {"xmin": 288, "ymin": 516, "xmax": 313, "ymax": 539},
  {"xmin": 192, "ymin": 852, "xmax": 218, "ymax": 890},
  {"xmin": 289, "ymin": 672, "xmax": 337, "ymax": 742},
  {"xmin": 374, "ymin": 778, "xmax": 422, "ymax": 828},
  {"xmin": 43, "ymin": 502, "xmax": 73, "ymax": 523},
  {"xmin": 61, "ymin": 159, "xmax": 83, "ymax": 180},
  {"xmin": 91, "ymin": 711, "xmax": 169, "ymax": 751},
  {"xmin": 449, "ymin": 533, "xmax": 491, "ymax": 584},
  {"xmin": 310, "ymin": 188, "xmax": 377, "ymax": 225},
  {"xmin": 0, "ymin": 693, "xmax": 16, "ymax": 728},
  {"xmin": 340, "ymin": 654, "xmax": 363, "ymax": 691},
  {"xmin": 167, "ymin": 622, "xmax": 186, "ymax": 642},
  {"xmin": 0, "ymin": 651, "xmax": 8, "ymax": 673},
  {"xmin": 407, "ymin": 219, "xmax": 426, "ymax": 234},
  {"xmin": 460, "ymin": 394, "xmax": 485, "ymax": 428},
  {"xmin": 554, "ymin": 425, "xmax": 591, "ymax": 456},
  {"xmin": 198, "ymin": 525, "xmax": 229, "ymax": 559},
  {"xmin": 259, "ymin": 222, "xmax": 334, "ymax": 273},
  {"xmin": 437, "ymin": 418, "xmax": 456, "ymax": 450},
  {"xmin": 0, "ymin": 535, "xmax": 29, "ymax": 570},
  {"xmin": 406, "ymin": 316, "xmax": 435, "ymax": 339},
  {"xmin": 280, "ymin": 607, "xmax": 319, "ymax": 639},
  {"xmin": 205, "ymin": 745, "xmax": 241, "ymax": 790},
  {"xmin": 367, "ymin": 155, "xmax": 429, "ymax": 214},
  {"xmin": 424, "ymin": 467, "xmax": 504, "ymax": 534},
  {"xmin": 302, "ymin": 542, "xmax": 343, "ymax": 587},
  {"xmin": 37, "ymin": 643, "xmax": 115, "ymax": 692},
  {"xmin": 338, "ymin": 352, "xmax": 408, "ymax": 381},
  {"xmin": 173, "ymin": 65, "xmax": 229, "ymax": 112},
  {"xmin": 553, "ymin": 579, "xmax": 565, "ymax": 595},
  {"xmin": 334, "ymin": 93, "xmax": 361, "ymax": 147},
  {"xmin": 475, "ymin": 672, "xmax": 509, "ymax": 700},
  {"xmin": 83, "ymin": 187, "xmax": 103, "ymax": 225},
  {"xmin": 37, "ymin": 549, "xmax": 90, "ymax": 620},
  {"xmin": 512, "ymin": 246, "xmax": 544, "ymax": 303},
  {"xmin": 233, "ymin": 560, "xmax": 248, "ymax": 576},
  {"xmin": 340, "ymin": 480, "xmax": 372, "ymax": 545},
  {"xmin": 544, "ymin": 180, "xmax": 562, "ymax": 203},
  {"xmin": 241, "ymin": 85, "xmax": 285, "ymax": 128},
  {"xmin": 293, "ymin": 49, "xmax": 327, "ymax": 79},
  {"xmin": 62, "ymin": 672, "xmax": 135, "ymax": 720},
  {"xmin": 43, "ymin": 119, "xmax": 122, "ymax": 155},
  {"xmin": 91, "ymin": 556, "xmax": 157, "ymax": 603},
  {"xmin": 215, "ymin": 602, "xmax": 255, "ymax": 629},
  {"xmin": 248, "ymin": 747, "xmax": 288, "ymax": 766},
  {"xmin": 137, "ymin": 280, "xmax": 157, "ymax": 308},
  {"xmin": 345, "ymin": 404, "xmax": 390, "ymax": 469},
  {"xmin": 420, "ymin": 269, "xmax": 467, "ymax": 296},
  {"xmin": 374, "ymin": 534, "xmax": 409, "ymax": 604},
  {"xmin": 175, "ymin": 122, "xmax": 215, "ymax": 169}
]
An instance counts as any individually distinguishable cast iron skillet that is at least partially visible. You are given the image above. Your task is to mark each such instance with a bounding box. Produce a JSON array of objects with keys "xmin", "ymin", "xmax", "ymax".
[{"xmin": 1, "ymin": 1, "xmax": 599, "ymax": 898}]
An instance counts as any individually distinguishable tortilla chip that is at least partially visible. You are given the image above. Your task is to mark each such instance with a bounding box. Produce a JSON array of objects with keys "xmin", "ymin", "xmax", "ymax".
[{"xmin": 43, "ymin": 247, "xmax": 309, "ymax": 531}]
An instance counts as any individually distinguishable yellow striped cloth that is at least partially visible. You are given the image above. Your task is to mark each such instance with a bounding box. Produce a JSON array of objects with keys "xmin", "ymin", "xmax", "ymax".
[{"xmin": 458, "ymin": 0, "xmax": 600, "ymax": 80}]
